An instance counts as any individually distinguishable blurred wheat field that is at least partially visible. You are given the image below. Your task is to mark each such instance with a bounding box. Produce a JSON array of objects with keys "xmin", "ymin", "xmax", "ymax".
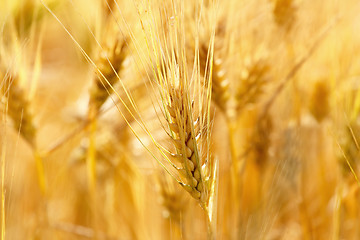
[{"xmin": 1, "ymin": 0, "xmax": 360, "ymax": 239}]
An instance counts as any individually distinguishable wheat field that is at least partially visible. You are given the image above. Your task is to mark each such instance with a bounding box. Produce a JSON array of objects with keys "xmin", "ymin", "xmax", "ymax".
[{"xmin": 1, "ymin": 0, "xmax": 360, "ymax": 239}]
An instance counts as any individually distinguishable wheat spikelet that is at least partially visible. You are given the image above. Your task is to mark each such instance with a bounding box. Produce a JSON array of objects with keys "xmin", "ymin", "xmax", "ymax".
[
  {"xmin": 199, "ymin": 38, "xmax": 230, "ymax": 113},
  {"xmin": 165, "ymin": 85, "xmax": 208, "ymax": 202},
  {"xmin": 89, "ymin": 34, "xmax": 128, "ymax": 112},
  {"xmin": 1, "ymin": 73, "xmax": 36, "ymax": 147},
  {"xmin": 160, "ymin": 75, "xmax": 217, "ymax": 237},
  {"xmin": 10, "ymin": 0, "xmax": 47, "ymax": 38},
  {"xmin": 253, "ymin": 112, "xmax": 273, "ymax": 168},
  {"xmin": 236, "ymin": 57, "xmax": 270, "ymax": 112},
  {"xmin": 156, "ymin": 170, "xmax": 187, "ymax": 239},
  {"xmin": 211, "ymin": 57, "xmax": 230, "ymax": 111},
  {"xmin": 157, "ymin": 171, "xmax": 187, "ymax": 222},
  {"xmin": 272, "ymin": 0, "xmax": 296, "ymax": 32},
  {"xmin": 101, "ymin": 0, "xmax": 117, "ymax": 19},
  {"xmin": 1, "ymin": 69, "xmax": 46, "ymax": 196},
  {"xmin": 309, "ymin": 80, "xmax": 330, "ymax": 123}
]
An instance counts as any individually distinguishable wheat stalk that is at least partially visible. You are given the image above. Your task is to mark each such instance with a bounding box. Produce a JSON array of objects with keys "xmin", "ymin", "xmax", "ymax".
[{"xmin": 1, "ymin": 71, "xmax": 7, "ymax": 240}]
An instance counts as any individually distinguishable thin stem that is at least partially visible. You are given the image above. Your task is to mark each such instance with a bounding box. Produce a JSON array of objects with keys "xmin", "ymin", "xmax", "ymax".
[
  {"xmin": 34, "ymin": 150, "xmax": 47, "ymax": 196},
  {"xmin": 32, "ymin": 149, "xmax": 50, "ymax": 237},
  {"xmin": 167, "ymin": 218, "xmax": 182, "ymax": 240},
  {"xmin": 205, "ymin": 208, "xmax": 215, "ymax": 240},
  {"xmin": 1, "ymin": 134, "xmax": 6, "ymax": 240},
  {"xmin": 87, "ymin": 105, "xmax": 99, "ymax": 239},
  {"xmin": 226, "ymin": 117, "xmax": 242, "ymax": 238}
]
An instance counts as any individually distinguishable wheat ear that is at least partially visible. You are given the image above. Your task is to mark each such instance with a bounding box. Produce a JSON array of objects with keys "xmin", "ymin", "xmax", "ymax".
[
  {"xmin": 1, "ymin": 71, "xmax": 47, "ymax": 196},
  {"xmin": 236, "ymin": 57, "xmax": 270, "ymax": 113},
  {"xmin": 87, "ymin": 32, "xmax": 128, "ymax": 185},
  {"xmin": 165, "ymin": 86, "xmax": 208, "ymax": 201},
  {"xmin": 199, "ymin": 42, "xmax": 230, "ymax": 113},
  {"xmin": 84, "ymin": 22, "xmax": 128, "ymax": 236},
  {"xmin": 273, "ymin": 0, "xmax": 296, "ymax": 32},
  {"xmin": 144, "ymin": 1, "xmax": 218, "ymax": 237},
  {"xmin": 309, "ymin": 80, "xmax": 330, "ymax": 123},
  {"xmin": 2, "ymin": 73, "xmax": 36, "ymax": 147},
  {"xmin": 161, "ymin": 75, "xmax": 217, "ymax": 239},
  {"xmin": 89, "ymin": 35, "xmax": 128, "ymax": 112}
]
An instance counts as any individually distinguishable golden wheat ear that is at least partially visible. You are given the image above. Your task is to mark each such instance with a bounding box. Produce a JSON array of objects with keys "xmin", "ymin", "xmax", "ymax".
[
  {"xmin": 156, "ymin": 169, "xmax": 188, "ymax": 221},
  {"xmin": 1, "ymin": 73, "xmax": 36, "ymax": 147},
  {"xmin": 1, "ymin": 68, "xmax": 46, "ymax": 196},
  {"xmin": 160, "ymin": 77, "xmax": 217, "ymax": 238},
  {"xmin": 158, "ymin": 35, "xmax": 217, "ymax": 237},
  {"xmin": 199, "ymin": 40, "xmax": 230, "ymax": 113},
  {"xmin": 165, "ymin": 85, "xmax": 208, "ymax": 201},
  {"xmin": 89, "ymin": 34, "xmax": 128, "ymax": 112},
  {"xmin": 131, "ymin": 0, "xmax": 219, "ymax": 236},
  {"xmin": 309, "ymin": 80, "xmax": 330, "ymax": 123},
  {"xmin": 236, "ymin": 57, "xmax": 270, "ymax": 113},
  {"xmin": 273, "ymin": 0, "xmax": 297, "ymax": 32}
]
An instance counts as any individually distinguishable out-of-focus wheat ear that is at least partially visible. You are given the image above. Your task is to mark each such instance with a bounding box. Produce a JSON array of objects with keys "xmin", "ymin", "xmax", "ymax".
[
  {"xmin": 89, "ymin": 35, "xmax": 128, "ymax": 112},
  {"xmin": 199, "ymin": 43, "xmax": 230, "ymax": 113},
  {"xmin": 212, "ymin": 57, "xmax": 230, "ymax": 111},
  {"xmin": 235, "ymin": 57, "xmax": 270, "ymax": 113},
  {"xmin": 253, "ymin": 111, "xmax": 273, "ymax": 170},
  {"xmin": 1, "ymin": 72, "xmax": 47, "ymax": 196},
  {"xmin": 272, "ymin": 0, "xmax": 296, "ymax": 32},
  {"xmin": 85, "ymin": 26, "xmax": 132, "ymax": 234},
  {"xmin": 86, "ymin": 32, "xmax": 127, "ymax": 194},
  {"xmin": 101, "ymin": 0, "xmax": 116, "ymax": 19},
  {"xmin": 12, "ymin": 0, "xmax": 48, "ymax": 38},
  {"xmin": 156, "ymin": 171, "xmax": 187, "ymax": 239},
  {"xmin": 309, "ymin": 80, "xmax": 330, "ymax": 123},
  {"xmin": 3, "ymin": 74, "xmax": 36, "ymax": 147},
  {"xmin": 230, "ymin": 55, "xmax": 270, "ymax": 233},
  {"xmin": 157, "ymin": 171, "xmax": 187, "ymax": 221}
]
